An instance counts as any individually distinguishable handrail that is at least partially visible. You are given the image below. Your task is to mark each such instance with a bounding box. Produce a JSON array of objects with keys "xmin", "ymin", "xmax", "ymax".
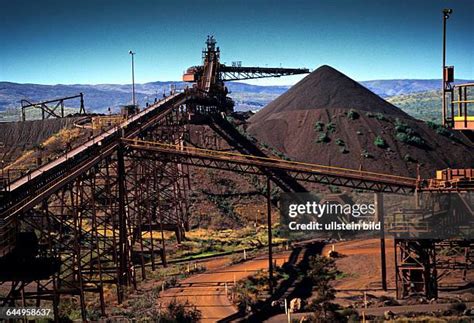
[
  {"xmin": 451, "ymin": 83, "xmax": 473, "ymax": 130},
  {"xmin": 453, "ymin": 82, "xmax": 474, "ymax": 88}
]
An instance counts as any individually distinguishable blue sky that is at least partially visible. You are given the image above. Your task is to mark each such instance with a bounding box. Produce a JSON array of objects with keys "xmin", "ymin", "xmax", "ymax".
[{"xmin": 1, "ymin": 0, "xmax": 473, "ymax": 85}]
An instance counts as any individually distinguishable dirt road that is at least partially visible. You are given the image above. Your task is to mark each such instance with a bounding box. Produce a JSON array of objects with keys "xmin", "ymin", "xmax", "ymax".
[{"xmin": 159, "ymin": 252, "xmax": 290, "ymax": 322}]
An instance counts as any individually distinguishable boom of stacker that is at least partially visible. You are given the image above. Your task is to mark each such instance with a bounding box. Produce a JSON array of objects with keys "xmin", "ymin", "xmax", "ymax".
[{"xmin": 183, "ymin": 35, "xmax": 309, "ymax": 112}]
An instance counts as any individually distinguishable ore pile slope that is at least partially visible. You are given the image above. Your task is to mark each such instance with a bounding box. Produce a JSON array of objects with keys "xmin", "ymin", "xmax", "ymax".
[
  {"xmin": 247, "ymin": 65, "xmax": 474, "ymax": 177},
  {"xmin": 0, "ymin": 118, "xmax": 82, "ymax": 165}
]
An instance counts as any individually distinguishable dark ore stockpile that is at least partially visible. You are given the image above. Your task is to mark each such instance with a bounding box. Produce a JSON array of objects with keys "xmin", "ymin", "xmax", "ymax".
[
  {"xmin": 248, "ymin": 65, "xmax": 474, "ymax": 177},
  {"xmin": 0, "ymin": 117, "xmax": 82, "ymax": 165}
]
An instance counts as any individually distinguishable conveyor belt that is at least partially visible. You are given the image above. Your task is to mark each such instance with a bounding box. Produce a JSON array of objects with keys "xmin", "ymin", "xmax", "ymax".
[
  {"xmin": 123, "ymin": 139, "xmax": 418, "ymax": 193},
  {"xmin": 1, "ymin": 92, "xmax": 186, "ymax": 219}
]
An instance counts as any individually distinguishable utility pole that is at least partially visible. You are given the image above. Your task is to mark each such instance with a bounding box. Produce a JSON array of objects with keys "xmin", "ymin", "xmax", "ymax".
[{"xmin": 129, "ymin": 50, "xmax": 136, "ymax": 107}]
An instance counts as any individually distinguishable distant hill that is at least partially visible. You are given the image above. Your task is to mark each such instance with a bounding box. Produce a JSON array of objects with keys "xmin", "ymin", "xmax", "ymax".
[
  {"xmin": 360, "ymin": 79, "xmax": 473, "ymax": 98},
  {"xmin": 0, "ymin": 81, "xmax": 288, "ymax": 116},
  {"xmin": 1, "ymin": 78, "xmax": 471, "ymax": 120},
  {"xmin": 386, "ymin": 90, "xmax": 442, "ymax": 123},
  {"xmin": 0, "ymin": 81, "xmax": 187, "ymax": 114}
]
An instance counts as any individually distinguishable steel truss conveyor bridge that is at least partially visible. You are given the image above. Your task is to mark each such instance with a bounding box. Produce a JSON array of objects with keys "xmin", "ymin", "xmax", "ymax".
[
  {"xmin": 0, "ymin": 37, "xmax": 471, "ymax": 320},
  {"xmin": 123, "ymin": 139, "xmax": 417, "ymax": 193}
]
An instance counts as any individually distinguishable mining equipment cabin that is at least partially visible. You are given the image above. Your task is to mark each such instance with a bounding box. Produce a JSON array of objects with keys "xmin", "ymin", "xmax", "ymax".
[
  {"xmin": 429, "ymin": 168, "xmax": 474, "ymax": 189},
  {"xmin": 443, "ymin": 66, "xmax": 474, "ymax": 132},
  {"xmin": 183, "ymin": 35, "xmax": 309, "ymax": 115}
]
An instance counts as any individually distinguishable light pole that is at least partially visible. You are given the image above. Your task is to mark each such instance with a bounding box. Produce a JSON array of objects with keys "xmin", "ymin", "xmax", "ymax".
[
  {"xmin": 442, "ymin": 8, "xmax": 452, "ymax": 126},
  {"xmin": 129, "ymin": 50, "xmax": 136, "ymax": 107}
]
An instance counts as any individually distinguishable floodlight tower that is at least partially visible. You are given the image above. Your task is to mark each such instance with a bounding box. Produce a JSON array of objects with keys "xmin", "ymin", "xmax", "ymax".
[
  {"xmin": 440, "ymin": 8, "xmax": 473, "ymax": 134},
  {"xmin": 441, "ymin": 9, "xmax": 454, "ymax": 127},
  {"xmin": 129, "ymin": 50, "xmax": 136, "ymax": 107}
]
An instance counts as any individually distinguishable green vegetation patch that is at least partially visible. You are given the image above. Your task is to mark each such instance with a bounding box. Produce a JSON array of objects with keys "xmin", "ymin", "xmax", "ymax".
[
  {"xmin": 316, "ymin": 132, "xmax": 331, "ymax": 143},
  {"xmin": 386, "ymin": 90, "xmax": 442, "ymax": 123},
  {"xmin": 373, "ymin": 135, "xmax": 388, "ymax": 148},
  {"xmin": 314, "ymin": 121, "xmax": 325, "ymax": 132},
  {"xmin": 327, "ymin": 122, "xmax": 336, "ymax": 133},
  {"xmin": 347, "ymin": 109, "xmax": 360, "ymax": 120},
  {"xmin": 335, "ymin": 138, "xmax": 345, "ymax": 146},
  {"xmin": 306, "ymin": 256, "xmax": 346, "ymax": 322},
  {"xmin": 426, "ymin": 121, "xmax": 462, "ymax": 143},
  {"xmin": 393, "ymin": 118, "xmax": 428, "ymax": 149},
  {"xmin": 375, "ymin": 112, "xmax": 388, "ymax": 121},
  {"xmin": 232, "ymin": 267, "xmax": 287, "ymax": 313},
  {"xmin": 403, "ymin": 153, "xmax": 417, "ymax": 163}
]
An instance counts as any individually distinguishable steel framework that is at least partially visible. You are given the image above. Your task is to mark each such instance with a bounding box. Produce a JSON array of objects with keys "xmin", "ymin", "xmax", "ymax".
[
  {"xmin": 394, "ymin": 192, "xmax": 473, "ymax": 299},
  {"xmin": 122, "ymin": 138, "xmax": 417, "ymax": 194},
  {"xmin": 0, "ymin": 86, "xmax": 472, "ymax": 320},
  {"xmin": 21, "ymin": 93, "xmax": 86, "ymax": 121},
  {"xmin": 219, "ymin": 66, "xmax": 310, "ymax": 81},
  {"xmin": 0, "ymin": 94, "xmax": 189, "ymax": 320},
  {"xmin": 395, "ymin": 239, "xmax": 473, "ymax": 299}
]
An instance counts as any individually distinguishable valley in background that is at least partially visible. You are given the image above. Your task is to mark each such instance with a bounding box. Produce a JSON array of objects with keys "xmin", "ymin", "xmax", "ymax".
[{"xmin": 1, "ymin": 79, "xmax": 472, "ymax": 123}]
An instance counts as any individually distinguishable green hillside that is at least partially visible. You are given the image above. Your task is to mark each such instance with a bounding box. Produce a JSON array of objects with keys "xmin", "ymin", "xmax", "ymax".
[{"xmin": 387, "ymin": 90, "xmax": 442, "ymax": 123}]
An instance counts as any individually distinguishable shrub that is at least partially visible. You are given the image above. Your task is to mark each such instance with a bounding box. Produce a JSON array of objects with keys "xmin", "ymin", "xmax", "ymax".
[
  {"xmin": 226, "ymin": 116, "xmax": 236, "ymax": 125},
  {"xmin": 166, "ymin": 299, "xmax": 202, "ymax": 322},
  {"xmin": 329, "ymin": 185, "xmax": 341, "ymax": 193},
  {"xmin": 366, "ymin": 112, "xmax": 374, "ymax": 118},
  {"xmin": 339, "ymin": 146, "xmax": 349, "ymax": 154},
  {"xmin": 435, "ymin": 126, "xmax": 451, "ymax": 136},
  {"xmin": 316, "ymin": 132, "xmax": 331, "ymax": 143},
  {"xmin": 396, "ymin": 132, "xmax": 427, "ymax": 148},
  {"xmin": 335, "ymin": 138, "xmax": 345, "ymax": 146},
  {"xmin": 340, "ymin": 308, "xmax": 359, "ymax": 320},
  {"xmin": 347, "ymin": 109, "xmax": 359, "ymax": 120},
  {"xmin": 407, "ymin": 135, "xmax": 425, "ymax": 147},
  {"xmin": 448, "ymin": 302, "xmax": 467, "ymax": 314},
  {"xmin": 426, "ymin": 121, "xmax": 462, "ymax": 143},
  {"xmin": 314, "ymin": 121, "xmax": 325, "ymax": 132},
  {"xmin": 404, "ymin": 154, "xmax": 416, "ymax": 163},
  {"xmin": 375, "ymin": 113, "xmax": 387, "ymax": 121},
  {"xmin": 374, "ymin": 136, "xmax": 388, "ymax": 148},
  {"xmin": 426, "ymin": 120, "xmax": 438, "ymax": 129},
  {"xmin": 307, "ymin": 256, "xmax": 342, "ymax": 321},
  {"xmin": 327, "ymin": 122, "xmax": 336, "ymax": 133},
  {"xmin": 271, "ymin": 148, "xmax": 291, "ymax": 160},
  {"xmin": 396, "ymin": 132, "xmax": 409, "ymax": 143},
  {"xmin": 394, "ymin": 118, "xmax": 409, "ymax": 133}
]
